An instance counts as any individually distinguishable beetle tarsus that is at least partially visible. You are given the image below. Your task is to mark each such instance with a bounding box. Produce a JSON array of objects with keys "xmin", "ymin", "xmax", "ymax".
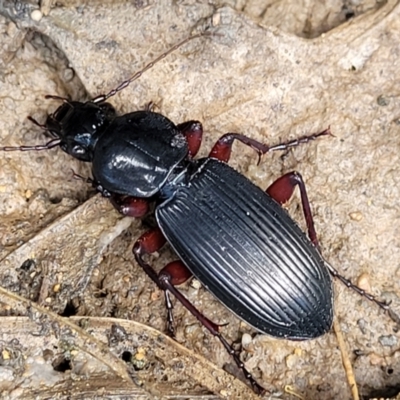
[
  {"xmin": 267, "ymin": 127, "xmax": 333, "ymax": 153},
  {"xmin": 217, "ymin": 333, "xmax": 265, "ymax": 395},
  {"xmin": 164, "ymin": 290, "xmax": 176, "ymax": 337},
  {"xmin": 325, "ymin": 261, "xmax": 399, "ymax": 323}
]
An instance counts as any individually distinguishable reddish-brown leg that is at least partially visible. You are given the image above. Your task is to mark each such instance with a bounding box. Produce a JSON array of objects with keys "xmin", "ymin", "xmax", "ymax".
[
  {"xmin": 132, "ymin": 228, "xmax": 193, "ymax": 336},
  {"xmin": 266, "ymin": 171, "xmax": 393, "ymax": 319},
  {"xmin": 71, "ymin": 173, "xmax": 150, "ymax": 218},
  {"xmin": 133, "ymin": 228, "xmax": 265, "ymax": 394},
  {"xmin": 209, "ymin": 128, "xmax": 331, "ymax": 163},
  {"xmin": 133, "ymin": 228, "xmax": 168, "ymax": 285},
  {"xmin": 267, "ymin": 171, "xmax": 319, "ymax": 248},
  {"xmin": 160, "ymin": 260, "xmax": 193, "ymax": 335},
  {"xmin": 108, "ymin": 194, "xmax": 149, "ymax": 218},
  {"xmin": 177, "ymin": 120, "xmax": 203, "ymax": 157}
]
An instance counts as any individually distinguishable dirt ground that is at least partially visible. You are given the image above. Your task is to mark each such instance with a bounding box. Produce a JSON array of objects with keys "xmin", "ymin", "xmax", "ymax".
[{"xmin": 0, "ymin": 1, "xmax": 400, "ymax": 399}]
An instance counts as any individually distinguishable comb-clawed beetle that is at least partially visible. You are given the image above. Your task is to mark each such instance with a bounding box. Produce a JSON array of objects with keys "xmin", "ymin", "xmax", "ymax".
[{"xmin": 1, "ymin": 32, "xmax": 395, "ymax": 394}]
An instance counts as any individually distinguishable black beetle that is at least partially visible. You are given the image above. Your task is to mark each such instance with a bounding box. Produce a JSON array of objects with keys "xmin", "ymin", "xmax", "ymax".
[{"xmin": 1, "ymin": 32, "xmax": 394, "ymax": 393}]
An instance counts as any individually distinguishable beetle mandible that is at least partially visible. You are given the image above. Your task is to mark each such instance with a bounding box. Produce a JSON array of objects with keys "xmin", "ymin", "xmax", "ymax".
[{"xmin": 1, "ymin": 31, "xmax": 396, "ymax": 394}]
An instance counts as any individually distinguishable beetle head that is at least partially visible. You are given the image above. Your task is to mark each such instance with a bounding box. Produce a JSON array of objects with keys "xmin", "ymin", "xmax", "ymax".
[{"xmin": 46, "ymin": 101, "xmax": 116, "ymax": 161}]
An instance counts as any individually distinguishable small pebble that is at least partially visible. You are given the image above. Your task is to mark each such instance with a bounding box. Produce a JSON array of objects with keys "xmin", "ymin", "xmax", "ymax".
[
  {"xmin": 369, "ymin": 352, "xmax": 385, "ymax": 366},
  {"xmin": 240, "ymin": 321, "xmax": 250, "ymax": 330},
  {"xmin": 349, "ymin": 211, "xmax": 363, "ymax": 221},
  {"xmin": 6, "ymin": 21, "xmax": 17, "ymax": 37},
  {"xmin": 2, "ymin": 350, "xmax": 10, "ymax": 360},
  {"xmin": 150, "ymin": 290, "xmax": 160, "ymax": 301},
  {"xmin": 357, "ymin": 318, "xmax": 367, "ymax": 334},
  {"xmin": 357, "ymin": 273, "xmax": 371, "ymax": 293},
  {"xmin": 63, "ymin": 68, "xmax": 74, "ymax": 82},
  {"xmin": 294, "ymin": 348, "xmax": 302, "ymax": 356},
  {"xmin": 212, "ymin": 12, "xmax": 221, "ymax": 26},
  {"xmin": 379, "ymin": 334, "xmax": 398, "ymax": 347},
  {"xmin": 190, "ymin": 279, "xmax": 201, "ymax": 289},
  {"xmin": 31, "ymin": 10, "xmax": 43, "ymax": 22},
  {"xmin": 286, "ymin": 354, "xmax": 299, "ymax": 369},
  {"xmin": 241, "ymin": 333, "xmax": 252, "ymax": 349}
]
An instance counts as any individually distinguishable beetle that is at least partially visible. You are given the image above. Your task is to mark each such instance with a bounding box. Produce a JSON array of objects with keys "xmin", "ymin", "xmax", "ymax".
[{"xmin": 1, "ymin": 32, "xmax": 395, "ymax": 393}]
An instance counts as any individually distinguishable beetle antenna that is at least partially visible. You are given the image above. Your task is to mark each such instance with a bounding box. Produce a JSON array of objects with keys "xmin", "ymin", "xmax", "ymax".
[
  {"xmin": 92, "ymin": 31, "xmax": 215, "ymax": 103},
  {"xmin": 0, "ymin": 138, "xmax": 61, "ymax": 152},
  {"xmin": 0, "ymin": 111, "xmax": 65, "ymax": 152}
]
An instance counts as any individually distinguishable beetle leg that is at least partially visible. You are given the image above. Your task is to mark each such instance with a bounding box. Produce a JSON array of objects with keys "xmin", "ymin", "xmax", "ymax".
[
  {"xmin": 133, "ymin": 228, "xmax": 211, "ymax": 335},
  {"xmin": 267, "ymin": 127, "xmax": 332, "ymax": 152},
  {"xmin": 161, "ymin": 261, "xmax": 230, "ymax": 335},
  {"xmin": 72, "ymin": 173, "xmax": 150, "ymax": 218},
  {"xmin": 209, "ymin": 133, "xmax": 269, "ymax": 163},
  {"xmin": 266, "ymin": 171, "xmax": 319, "ymax": 249},
  {"xmin": 266, "ymin": 172, "xmax": 398, "ymax": 322},
  {"xmin": 158, "ymin": 274, "xmax": 265, "ymax": 395},
  {"xmin": 324, "ymin": 261, "xmax": 397, "ymax": 321},
  {"xmin": 163, "ymin": 290, "xmax": 175, "ymax": 335},
  {"xmin": 209, "ymin": 127, "xmax": 331, "ymax": 164},
  {"xmin": 73, "ymin": 172, "xmax": 150, "ymax": 218},
  {"xmin": 160, "ymin": 260, "xmax": 193, "ymax": 335},
  {"xmin": 145, "ymin": 101, "xmax": 155, "ymax": 111},
  {"xmin": 108, "ymin": 194, "xmax": 149, "ymax": 217},
  {"xmin": 133, "ymin": 227, "xmax": 167, "ymax": 285},
  {"xmin": 133, "ymin": 229, "xmax": 265, "ymax": 394},
  {"xmin": 132, "ymin": 228, "xmax": 186, "ymax": 335},
  {"xmin": 177, "ymin": 120, "xmax": 203, "ymax": 157}
]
